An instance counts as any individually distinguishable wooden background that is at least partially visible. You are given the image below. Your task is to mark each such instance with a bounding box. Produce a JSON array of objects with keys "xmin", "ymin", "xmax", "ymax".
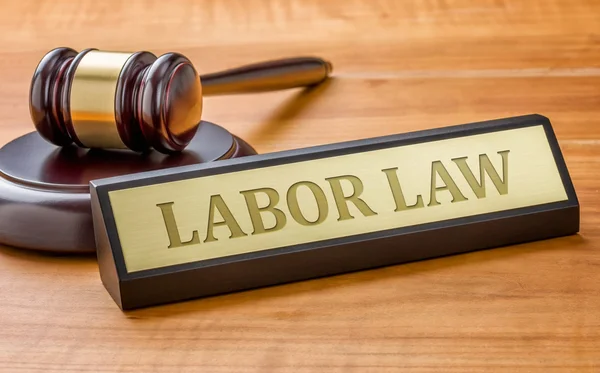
[{"xmin": 0, "ymin": 0, "xmax": 599, "ymax": 371}]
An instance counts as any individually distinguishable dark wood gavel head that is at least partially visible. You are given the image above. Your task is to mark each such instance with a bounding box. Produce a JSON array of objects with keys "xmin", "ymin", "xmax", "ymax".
[
  {"xmin": 29, "ymin": 47, "xmax": 332, "ymax": 154},
  {"xmin": 30, "ymin": 47, "xmax": 203, "ymax": 154}
]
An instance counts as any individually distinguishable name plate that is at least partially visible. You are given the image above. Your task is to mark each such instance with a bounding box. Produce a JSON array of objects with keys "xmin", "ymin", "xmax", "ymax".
[{"xmin": 91, "ymin": 114, "xmax": 579, "ymax": 310}]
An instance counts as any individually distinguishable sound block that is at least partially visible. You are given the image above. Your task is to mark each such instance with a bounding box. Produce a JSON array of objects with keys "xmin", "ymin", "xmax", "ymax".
[{"xmin": 0, "ymin": 121, "xmax": 257, "ymax": 254}]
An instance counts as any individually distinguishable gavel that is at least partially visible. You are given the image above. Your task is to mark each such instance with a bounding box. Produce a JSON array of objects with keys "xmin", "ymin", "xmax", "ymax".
[{"xmin": 29, "ymin": 47, "xmax": 332, "ymax": 154}]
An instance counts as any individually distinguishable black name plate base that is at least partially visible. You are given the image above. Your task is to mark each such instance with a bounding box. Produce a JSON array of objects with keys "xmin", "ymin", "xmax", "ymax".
[{"xmin": 91, "ymin": 114, "xmax": 579, "ymax": 310}]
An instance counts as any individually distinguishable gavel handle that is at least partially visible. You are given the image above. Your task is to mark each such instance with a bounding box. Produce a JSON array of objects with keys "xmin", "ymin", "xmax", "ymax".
[{"xmin": 199, "ymin": 57, "xmax": 332, "ymax": 96}]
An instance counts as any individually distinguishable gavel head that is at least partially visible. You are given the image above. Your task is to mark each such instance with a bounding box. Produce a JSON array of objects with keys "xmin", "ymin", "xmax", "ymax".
[{"xmin": 29, "ymin": 47, "xmax": 203, "ymax": 154}]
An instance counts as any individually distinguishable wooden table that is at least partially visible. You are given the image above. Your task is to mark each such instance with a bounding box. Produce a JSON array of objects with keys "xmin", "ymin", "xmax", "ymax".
[{"xmin": 1, "ymin": 1, "xmax": 599, "ymax": 371}]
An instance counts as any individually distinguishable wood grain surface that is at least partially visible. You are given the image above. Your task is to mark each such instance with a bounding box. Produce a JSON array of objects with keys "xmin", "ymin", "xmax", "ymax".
[{"xmin": 1, "ymin": 0, "xmax": 599, "ymax": 371}]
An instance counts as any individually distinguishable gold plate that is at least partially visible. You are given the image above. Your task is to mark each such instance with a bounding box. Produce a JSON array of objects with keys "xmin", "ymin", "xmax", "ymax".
[
  {"xmin": 90, "ymin": 114, "xmax": 579, "ymax": 310},
  {"xmin": 109, "ymin": 124, "xmax": 566, "ymax": 273}
]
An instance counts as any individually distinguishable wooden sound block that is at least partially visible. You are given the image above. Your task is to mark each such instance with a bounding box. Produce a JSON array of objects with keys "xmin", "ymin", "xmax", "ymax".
[{"xmin": 0, "ymin": 121, "xmax": 257, "ymax": 254}]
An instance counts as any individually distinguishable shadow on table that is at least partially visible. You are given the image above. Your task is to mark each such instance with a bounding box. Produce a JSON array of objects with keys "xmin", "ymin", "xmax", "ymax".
[
  {"xmin": 244, "ymin": 76, "xmax": 336, "ymax": 147},
  {"xmin": 0, "ymin": 243, "xmax": 96, "ymax": 261}
]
